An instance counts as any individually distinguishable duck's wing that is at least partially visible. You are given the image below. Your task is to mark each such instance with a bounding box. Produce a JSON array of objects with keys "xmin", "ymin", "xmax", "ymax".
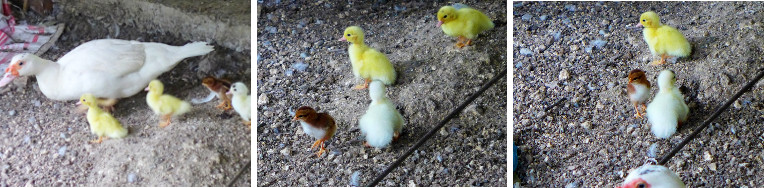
[{"xmin": 57, "ymin": 39, "xmax": 145, "ymax": 77}]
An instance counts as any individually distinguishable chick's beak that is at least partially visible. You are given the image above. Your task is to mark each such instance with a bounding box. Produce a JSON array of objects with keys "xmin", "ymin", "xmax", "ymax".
[
  {"xmin": 338, "ymin": 37, "xmax": 347, "ymax": 41},
  {"xmin": 292, "ymin": 116, "xmax": 298, "ymax": 121},
  {"xmin": 437, "ymin": 21, "xmax": 443, "ymax": 27}
]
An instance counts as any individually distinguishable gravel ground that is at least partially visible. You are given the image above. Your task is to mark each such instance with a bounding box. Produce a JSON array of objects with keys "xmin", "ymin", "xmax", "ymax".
[
  {"xmin": 513, "ymin": 1, "xmax": 764, "ymax": 187},
  {"xmin": 257, "ymin": 0, "xmax": 507, "ymax": 186},
  {"xmin": 0, "ymin": 2, "xmax": 251, "ymax": 186}
]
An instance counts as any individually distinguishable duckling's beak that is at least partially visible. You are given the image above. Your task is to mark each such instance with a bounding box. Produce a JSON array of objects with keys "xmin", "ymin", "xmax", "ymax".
[
  {"xmin": 635, "ymin": 22, "xmax": 643, "ymax": 27},
  {"xmin": 338, "ymin": 37, "xmax": 347, "ymax": 41},
  {"xmin": 144, "ymin": 86, "xmax": 150, "ymax": 91},
  {"xmin": 437, "ymin": 21, "xmax": 443, "ymax": 27}
]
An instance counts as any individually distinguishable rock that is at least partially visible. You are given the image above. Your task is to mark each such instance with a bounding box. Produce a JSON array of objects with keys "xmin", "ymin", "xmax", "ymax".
[
  {"xmin": 704, "ymin": 151, "xmax": 713, "ymax": 161},
  {"xmin": 265, "ymin": 26, "xmax": 277, "ymax": 34},
  {"xmin": 559, "ymin": 69, "xmax": 571, "ymax": 81},
  {"xmin": 58, "ymin": 146, "xmax": 67, "ymax": 156},
  {"xmin": 8, "ymin": 110, "xmax": 15, "ymax": 116},
  {"xmin": 522, "ymin": 14, "xmax": 532, "ymax": 21},
  {"xmin": 350, "ymin": 171, "xmax": 361, "ymax": 186},
  {"xmin": 258, "ymin": 94, "xmax": 269, "ymax": 106},
  {"xmin": 540, "ymin": 15, "xmax": 548, "ymax": 21},
  {"xmin": 292, "ymin": 62, "xmax": 308, "ymax": 72},
  {"xmin": 708, "ymin": 163, "xmax": 717, "ymax": 171},
  {"xmin": 439, "ymin": 128, "xmax": 448, "ymax": 136},
  {"xmin": 564, "ymin": 4, "xmax": 576, "ymax": 11},
  {"xmin": 580, "ymin": 121, "xmax": 591, "ymax": 130},
  {"xmin": 280, "ymin": 148, "xmax": 291, "ymax": 156},
  {"xmin": 520, "ymin": 48, "xmax": 533, "ymax": 56},
  {"xmin": 591, "ymin": 39, "xmax": 607, "ymax": 49}
]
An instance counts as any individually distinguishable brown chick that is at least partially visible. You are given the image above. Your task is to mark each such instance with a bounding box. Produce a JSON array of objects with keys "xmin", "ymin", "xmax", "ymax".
[
  {"xmin": 627, "ymin": 69, "xmax": 651, "ymax": 118},
  {"xmin": 202, "ymin": 76, "xmax": 232, "ymax": 110},
  {"xmin": 293, "ymin": 106, "xmax": 337, "ymax": 157}
]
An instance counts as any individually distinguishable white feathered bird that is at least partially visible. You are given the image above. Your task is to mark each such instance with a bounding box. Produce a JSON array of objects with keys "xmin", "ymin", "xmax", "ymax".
[
  {"xmin": 229, "ymin": 82, "xmax": 251, "ymax": 127},
  {"xmin": 0, "ymin": 39, "xmax": 213, "ymax": 103},
  {"xmin": 359, "ymin": 80, "xmax": 404, "ymax": 148},
  {"xmin": 646, "ymin": 70, "xmax": 689, "ymax": 139},
  {"xmin": 619, "ymin": 165, "xmax": 686, "ymax": 188}
]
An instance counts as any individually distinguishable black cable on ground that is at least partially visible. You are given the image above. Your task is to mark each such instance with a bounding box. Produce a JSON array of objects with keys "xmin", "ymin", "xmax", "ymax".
[
  {"xmin": 538, "ymin": 97, "xmax": 567, "ymax": 120},
  {"xmin": 658, "ymin": 68, "xmax": 764, "ymax": 165},
  {"xmin": 366, "ymin": 69, "xmax": 507, "ymax": 186},
  {"xmin": 227, "ymin": 161, "xmax": 251, "ymax": 187}
]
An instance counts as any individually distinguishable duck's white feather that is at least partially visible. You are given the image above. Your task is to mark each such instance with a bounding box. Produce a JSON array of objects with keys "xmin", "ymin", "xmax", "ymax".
[
  {"xmin": 622, "ymin": 165, "xmax": 685, "ymax": 188},
  {"xmin": 4, "ymin": 39, "xmax": 213, "ymax": 100},
  {"xmin": 646, "ymin": 70, "xmax": 689, "ymax": 139},
  {"xmin": 359, "ymin": 81, "xmax": 404, "ymax": 148}
]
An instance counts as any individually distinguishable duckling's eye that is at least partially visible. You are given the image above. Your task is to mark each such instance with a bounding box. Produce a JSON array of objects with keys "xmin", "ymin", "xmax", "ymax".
[
  {"xmin": 642, "ymin": 19, "xmax": 646, "ymax": 22},
  {"xmin": 347, "ymin": 34, "xmax": 351, "ymax": 36},
  {"xmin": 444, "ymin": 15, "xmax": 448, "ymax": 18}
]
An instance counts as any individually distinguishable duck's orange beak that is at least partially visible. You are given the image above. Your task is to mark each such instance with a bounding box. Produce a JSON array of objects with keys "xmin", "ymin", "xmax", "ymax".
[
  {"xmin": 5, "ymin": 63, "xmax": 19, "ymax": 76},
  {"xmin": 0, "ymin": 63, "xmax": 20, "ymax": 87}
]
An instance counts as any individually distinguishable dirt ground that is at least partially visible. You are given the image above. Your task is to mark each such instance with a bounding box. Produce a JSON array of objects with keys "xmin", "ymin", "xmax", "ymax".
[
  {"xmin": 513, "ymin": 1, "xmax": 764, "ymax": 187},
  {"xmin": 0, "ymin": 1, "xmax": 251, "ymax": 186},
  {"xmin": 257, "ymin": 0, "xmax": 507, "ymax": 186}
]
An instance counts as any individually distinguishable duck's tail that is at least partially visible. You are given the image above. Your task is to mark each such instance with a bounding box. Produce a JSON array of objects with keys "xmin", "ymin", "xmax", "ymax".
[{"xmin": 175, "ymin": 42, "xmax": 214, "ymax": 59}]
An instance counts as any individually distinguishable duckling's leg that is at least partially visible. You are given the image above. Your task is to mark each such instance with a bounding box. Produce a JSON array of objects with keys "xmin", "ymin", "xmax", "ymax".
[
  {"xmin": 363, "ymin": 142, "xmax": 372, "ymax": 147},
  {"xmin": 159, "ymin": 114, "xmax": 172, "ymax": 128},
  {"xmin": 633, "ymin": 102, "xmax": 644, "ymax": 118},
  {"xmin": 243, "ymin": 120, "xmax": 251, "ymax": 128},
  {"xmin": 651, "ymin": 54, "xmax": 669, "ymax": 65},
  {"xmin": 456, "ymin": 36, "xmax": 467, "ymax": 48},
  {"xmin": 90, "ymin": 136, "xmax": 104, "ymax": 144},
  {"xmin": 353, "ymin": 79, "xmax": 371, "ymax": 90},
  {"xmin": 392, "ymin": 131, "xmax": 400, "ymax": 142}
]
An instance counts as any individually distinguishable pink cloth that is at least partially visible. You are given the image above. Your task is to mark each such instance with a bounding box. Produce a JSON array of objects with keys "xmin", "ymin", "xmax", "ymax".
[{"xmin": 0, "ymin": 0, "xmax": 59, "ymax": 69}]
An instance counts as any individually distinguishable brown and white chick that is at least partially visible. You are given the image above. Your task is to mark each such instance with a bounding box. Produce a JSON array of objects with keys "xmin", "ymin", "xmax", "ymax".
[
  {"xmin": 201, "ymin": 76, "xmax": 232, "ymax": 110},
  {"xmin": 627, "ymin": 69, "xmax": 651, "ymax": 118},
  {"xmin": 293, "ymin": 106, "xmax": 337, "ymax": 157},
  {"xmin": 618, "ymin": 165, "xmax": 685, "ymax": 188}
]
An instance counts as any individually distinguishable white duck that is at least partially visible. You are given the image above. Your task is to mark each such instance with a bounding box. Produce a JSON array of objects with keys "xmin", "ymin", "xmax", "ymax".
[
  {"xmin": 0, "ymin": 39, "xmax": 214, "ymax": 104},
  {"xmin": 646, "ymin": 70, "xmax": 689, "ymax": 139},
  {"xmin": 228, "ymin": 82, "xmax": 251, "ymax": 127},
  {"xmin": 359, "ymin": 80, "xmax": 404, "ymax": 148},
  {"xmin": 619, "ymin": 165, "xmax": 686, "ymax": 188}
]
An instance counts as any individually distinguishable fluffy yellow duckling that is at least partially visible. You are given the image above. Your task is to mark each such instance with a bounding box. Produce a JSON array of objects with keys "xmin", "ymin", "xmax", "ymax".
[
  {"xmin": 437, "ymin": 4, "xmax": 494, "ymax": 48},
  {"xmin": 646, "ymin": 70, "xmax": 689, "ymax": 139},
  {"xmin": 637, "ymin": 11, "xmax": 691, "ymax": 65},
  {"xmin": 78, "ymin": 93, "xmax": 128, "ymax": 144},
  {"xmin": 145, "ymin": 80, "xmax": 191, "ymax": 128},
  {"xmin": 359, "ymin": 80, "xmax": 404, "ymax": 148},
  {"xmin": 228, "ymin": 82, "xmax": 251, "ymax": 127},
  {"xmin": 339, "ymin": 26, "xmax": 396, "ymax": 90}
]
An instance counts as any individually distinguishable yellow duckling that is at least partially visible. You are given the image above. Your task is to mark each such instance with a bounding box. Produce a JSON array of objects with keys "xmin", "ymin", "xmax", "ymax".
[
  {"xmin": 646, "ymin": 70, "xmax": 689, "ymax": 139},
  {"xmin": 437, "ymin": 4, "xmax": 494, "ymax": 48},
  {"xmin": 78, "ymin": 93, "xmax": 128, "ymax": 144},
  {"xmin": 637, "ymin": 11, "xmax": 691, "ymax": 65},
  {"xmin": 228, "ymin": 82, "xmax": 251, "ymax": 127},
  {"xmin": 339, "ymin": 26, "xmax": 396, "ymax": 90},
  {"xmin": 145, "ymin": 80, "xmax": 191, "ymax": 128}
]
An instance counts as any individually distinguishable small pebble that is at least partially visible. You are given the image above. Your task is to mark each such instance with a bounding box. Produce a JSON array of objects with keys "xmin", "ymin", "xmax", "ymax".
[
  {"xmin": 599, "ymin": 30, "xmax": 606, "ymax": 35},
  {"xmin": 565, "ymin": 182, "xmax": 578, "ymax": 188},
  {"xmin": 513, "ymin": 2, "xmax": 523, "ymax": 7},
  {"xmin": 350, "ymin": 171, "xmax": 361, "ymax": 186},
  {"xmin": 60, "ymin": 133, "xmax": 67, "ymax": 139},
  {"xmin": 265, "ymin": 26, "xmax": 277, "ymax": 34},
  {"xmin": 580, "ymin": 121, "xmax": 591, "ymax": 130},
  {"xmin": 591, "ymin": 39, "xmax": 607, "ymax": 49},
  {"xmin": 292, "ymin": 62, "xmax": 308, "ymax": 72},
  {"xmin": 519, "ymin": 48, "xmax": 532, "ymax": 56},
  {"xmin": 521, "ymin": 14, "xmax": 532, "ymax": 21},
  {"xmin": 552, "ymin": 31, "xmax": 562, "ymax": 41},
  {"xmin": 300, "ymin": 52, "xmax": 309, "ymax": 58},
  {"xmin": 559, "ymin": 69, "xmax": 571, "ymax": 81},
  {"xmin": 58, "ymin": 146, "xmax": 67, "ymax": 156},
  {"xmin": 28, "ymin": 117, "xmax": 36, "ymax": 124},
  {"xmin": 540, "ymin": 15, "xmax": 548, "ymax": 21},
  {"xmin": 32, "ymin": 100, "xmax": 41, "ymax": 107},
  {"xmin": 8, "ymin": 110, "xmax": 15, "ymax": 116},
  {"xmin": 436, "ymin": 155, "xmax": 443, "ymax": 162},
  {"xmin": 564, "ymin": 4, "xmax": 576, "ymax": 12},
  {"xmin": 562, "ymin": 18, "xmax": 571, "ymax": 24},
  {"xmin": 515, "ymin": 62, "xmax": 523, "ymax": 68},
  {"xmin": 394, "ymin": 5, "xmax": 406, "ymax": 12},
  {"xmin": 280, "ymin": 148, "xmax": 291, "ymax": 156},
  {"xmin": 23, "ymin": 136, "xmax": 30, "ymax": 144},
  {"xmin": 128, "ymin": 173, "xmax": 137, "ymax": 183}
]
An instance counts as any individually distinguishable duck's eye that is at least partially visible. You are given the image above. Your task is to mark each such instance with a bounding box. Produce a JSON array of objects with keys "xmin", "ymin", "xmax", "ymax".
[
  {"xmin": 18, "ymin": 61, "xmax": 24, "ymax": 66},
  {"xmin": 347, "ymin": 34, "xmax": 351, "ymax": 36},
  {"xmin": 444, "ymin": 15, "xmax": 448, "ymax": 18},
  {"xmin": 642, "ymin": 19, "xmax": 646, "ymax": 22},
  {"xmin": 637, "ymin": 183, "xmax": 646, "ymax": 188}
]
